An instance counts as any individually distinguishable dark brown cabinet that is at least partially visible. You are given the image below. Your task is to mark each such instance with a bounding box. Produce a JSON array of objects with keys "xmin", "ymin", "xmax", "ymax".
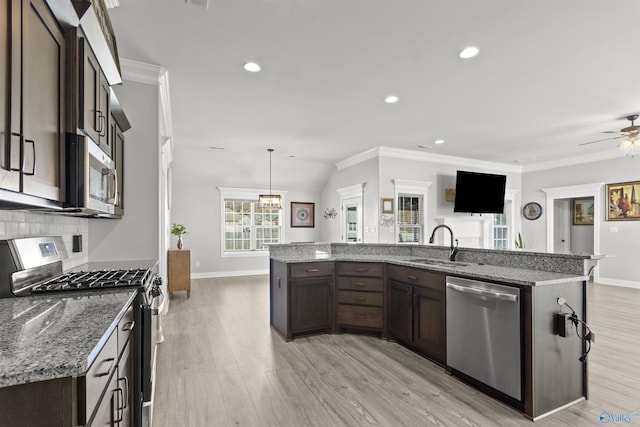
[
  {"xmin": 387, "ymin": 280, "xmax": 412, "ymax": 343},
  {"xmin": 336, "ymin": 262, "xmax": 384, "ymax": 332},
  {"xmin": 413, "ymin": 285, "xmax": 446, "ymax": 362},
  {"xmin": 1, "ymin": 0, "xmax": 65, "ymax": 202},
  {"xmin": 291, "ymin": 278, "xmax": 333, "ymax": 333},
  {"xmin": 386, "ymin": 265, "xmax": 447, "ymax": 364},
  {"xmin": 80, "ymin": 38, "xmax": 111, "ymax": 156},
  {"xmin": 270, "ymin": 260, "xmax": 334, "ymax": 340}
]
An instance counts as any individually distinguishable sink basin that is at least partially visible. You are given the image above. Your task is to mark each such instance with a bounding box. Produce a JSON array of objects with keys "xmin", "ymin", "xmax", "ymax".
[{"xmin": 408, "ymin": 258, "xmax": 469, "ymax": 267}]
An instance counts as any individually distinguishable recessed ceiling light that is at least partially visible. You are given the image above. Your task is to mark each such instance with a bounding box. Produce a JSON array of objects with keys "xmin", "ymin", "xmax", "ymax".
[
  {"xmin": 289, "ymin": 155, "xmax": 295, "ymax": 158},
  {"xmin": 243, "ymin": 62, "xmax": 261, "ymax": 72},
  {"xmin": 384, "ymin": 95, "xmax": 399, "ymax": 104},
  {"xmin": 209, "ymin": 146, "xmax": 225, "ymax": 150},
  {"xmin": 417, "ymin": 145, "xmax": 432, "ymax": 149},
  {"xmin": 459, "ymin": 46, "xmax": 479, "ymax": 59},
  {"xmin": 434, "ymin": 139, "xmax": 445, "ymax": 145}
]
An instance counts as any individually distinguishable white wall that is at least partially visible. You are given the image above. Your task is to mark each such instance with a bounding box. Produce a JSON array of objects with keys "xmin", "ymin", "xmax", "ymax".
[
  {"xmin": 88, "ymin": 81, "xmax": 160, "ymax": 262},
  {"xmin": 170, "ymin": 148, "xmax": 325, "ymax": 276},
  {"xmin": 319, "ymin": 157, "xmax": 379, "ymax": 243},
  {"xmin": 522, "ymin": 155, "xmax": 640, "ymax": 287}
]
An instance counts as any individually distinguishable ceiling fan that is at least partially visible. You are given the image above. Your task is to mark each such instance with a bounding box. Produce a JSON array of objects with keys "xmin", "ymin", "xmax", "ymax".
[{"xmin": 579, "ymin": 114, "xmax": 640, "ymax": 153}]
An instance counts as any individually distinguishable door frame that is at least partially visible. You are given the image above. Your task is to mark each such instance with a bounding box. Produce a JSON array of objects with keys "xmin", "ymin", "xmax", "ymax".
[
  {"xmin": 337, "ymin": 183, "xmax": 364, "ymax": 243},
  {"xmin": 542, "ymin": 182, "xmax": 604, "ymax": 280}
]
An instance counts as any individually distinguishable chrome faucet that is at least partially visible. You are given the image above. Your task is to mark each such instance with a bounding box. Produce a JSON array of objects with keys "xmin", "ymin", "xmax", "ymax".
[{"xmin": 428, "ymin": 224, "xmax": 459, "ymax": 261}]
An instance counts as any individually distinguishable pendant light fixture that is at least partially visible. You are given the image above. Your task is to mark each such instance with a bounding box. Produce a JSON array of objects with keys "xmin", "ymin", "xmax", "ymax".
[{"xmin": 258, "ymin": 149, "xmax": 282, "ymax": 209}]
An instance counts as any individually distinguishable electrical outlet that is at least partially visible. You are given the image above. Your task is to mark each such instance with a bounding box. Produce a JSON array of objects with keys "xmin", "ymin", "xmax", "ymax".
[{"xmin": 196, "ymin": 261, "xmax": 201, "ymax": 267}]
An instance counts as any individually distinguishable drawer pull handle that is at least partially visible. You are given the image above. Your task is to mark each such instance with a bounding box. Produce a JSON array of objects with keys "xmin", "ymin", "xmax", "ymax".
[
  {"xmin": 114, "ymin": 386, "xmax": 124, "ymax": 422},
  {"xmin": 95, "ymin": 357, "xmax": 115, "ymax": 377},
  {"xmin": 122, "ymin": 320, "xmax": 135, "ymax": 332},
  {"xmin": 353, "ymin": 268, "xmax": 367, "ymax": 272},
  {"xmin": 306, "ymin": 269, "xmax": 320, "ymax": 273},
  {"xmin": 353, "ymin": 282, "xmax": 366, "ymax": 287},
  {"xmin": 354, "ymin": 296, "xmax": 367, "ymax": 301},
  {"xmin": 353, "ymin": 313, "xmax": 367, "ymax": 317},
  {"xmin": 407, "ymin": 275, "xmax": 418, "ymax": 281}
]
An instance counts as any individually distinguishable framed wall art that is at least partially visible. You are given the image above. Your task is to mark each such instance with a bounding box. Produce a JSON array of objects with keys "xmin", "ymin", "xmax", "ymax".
[
  {"xmin": 381, "ymin": 198, "xmax": 394, "ymax": 214},
  {"xmin": 291, "ymin": 202, "xmax": 315, "ymax": 227},
  {"xmin": 572, "ymin": 198, "xmax": 594, "ymax": 225},
  {"xmin": 606, "ymin": 181, "xmax": 640, "ymax": 221}
]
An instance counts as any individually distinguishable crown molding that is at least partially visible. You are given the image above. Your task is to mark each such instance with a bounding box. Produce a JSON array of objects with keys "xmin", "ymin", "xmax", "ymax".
[
  {"xmin": 120, "ymin": 58, "xmax": 167, "ymax": 84},
  {"xmin": 335, "ymin": 146, "xmax": 522, "ymax": 173},
  {"xmin": 335, "ymin": 147, "xmax": 379, "ymax": 170},
  {"xmin": 520, "ymin": 149, "xmax": 626, "ymax": 173}
]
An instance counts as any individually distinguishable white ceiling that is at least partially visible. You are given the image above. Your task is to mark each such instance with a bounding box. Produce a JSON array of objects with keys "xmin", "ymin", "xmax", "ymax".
[{"xmin": 109, "ymin": 0, "xmax": 640, "ymax": 168}]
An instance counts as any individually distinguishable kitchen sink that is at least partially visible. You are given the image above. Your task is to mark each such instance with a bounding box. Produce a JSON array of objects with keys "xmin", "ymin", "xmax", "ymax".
[{"xmin": 408, "ymin": 258, "xmax": 469, "ymax": 267}]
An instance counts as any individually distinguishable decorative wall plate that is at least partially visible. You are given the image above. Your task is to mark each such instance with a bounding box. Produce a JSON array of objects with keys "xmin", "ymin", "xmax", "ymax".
[{"xmin": 523, "ymin": 202, "xmax": 543, "ymax": 220}]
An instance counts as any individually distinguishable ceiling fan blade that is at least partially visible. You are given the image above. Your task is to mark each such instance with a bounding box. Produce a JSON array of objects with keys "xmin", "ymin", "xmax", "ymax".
[{"xmin": 578, "ymin": 135, "xmax": 624, "ymax": 146}]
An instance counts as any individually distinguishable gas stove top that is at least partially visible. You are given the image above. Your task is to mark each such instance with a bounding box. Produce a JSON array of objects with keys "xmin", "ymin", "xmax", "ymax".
[{"xmin": 31, "ymin": 268, "xmax": 153, "ymax": 294}]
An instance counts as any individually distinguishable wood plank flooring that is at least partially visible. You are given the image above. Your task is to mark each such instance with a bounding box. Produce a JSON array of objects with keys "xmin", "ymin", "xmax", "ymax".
[{"xmin": 153, "ymin": 278, "xmax": 640, "ymax": 426}]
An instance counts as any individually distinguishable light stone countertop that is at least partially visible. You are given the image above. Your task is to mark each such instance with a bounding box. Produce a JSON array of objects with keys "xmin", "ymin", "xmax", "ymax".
[
  {"xmin": 270, "ymin": 254, "xmax": 588, "ymax": 286},
  {"xmin": 0, "ymin": 290, "xmax": 136, "ymax": 388}
]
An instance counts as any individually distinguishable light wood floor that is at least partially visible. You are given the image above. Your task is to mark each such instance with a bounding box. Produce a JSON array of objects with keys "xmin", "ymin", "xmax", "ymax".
[{"xmin": 153, "ymin": 278, "xmax": 640, "ymax": 426}]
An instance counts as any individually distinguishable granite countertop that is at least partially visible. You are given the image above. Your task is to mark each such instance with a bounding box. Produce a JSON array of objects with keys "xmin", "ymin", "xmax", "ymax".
[
  {"xmin": 270, "ymin": 254, "xmax": 587, "ymax": 286},
  {"xmin": 0, "ymin": 290, "xmax": 136, "ymax": 388}
]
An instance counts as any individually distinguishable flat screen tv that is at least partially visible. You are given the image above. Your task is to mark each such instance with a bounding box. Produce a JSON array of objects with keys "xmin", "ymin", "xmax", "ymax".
[{"xmin": 453, "ymin": 170, "xmax": 506, "ymax": 214}]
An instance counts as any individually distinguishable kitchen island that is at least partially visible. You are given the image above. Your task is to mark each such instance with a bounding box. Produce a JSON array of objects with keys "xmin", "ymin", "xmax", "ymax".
[
  {"xmin": 0, "ymin": 290, "xmax": 137, "ymax": 426},
  {"xmin": 269, "ymin": 243, "xmax": 599, "ymax": 421}
]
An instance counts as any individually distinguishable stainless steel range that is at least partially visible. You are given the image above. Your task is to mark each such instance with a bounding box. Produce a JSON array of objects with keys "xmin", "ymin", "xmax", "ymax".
[{"xmin": 0, "ymin": 236, "xmax": 163, "ymax": 427}]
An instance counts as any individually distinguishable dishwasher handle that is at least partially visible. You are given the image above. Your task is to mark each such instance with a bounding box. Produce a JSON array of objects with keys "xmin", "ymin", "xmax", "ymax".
[{"xmin": 446, "ymin": 282, "xmax": 518, "ymax": 302}]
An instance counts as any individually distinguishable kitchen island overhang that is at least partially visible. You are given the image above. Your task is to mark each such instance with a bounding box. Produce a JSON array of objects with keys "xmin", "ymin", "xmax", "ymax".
[{"xmin": 269, "ymin": 242, "xmax": 599, "ymax": 421}]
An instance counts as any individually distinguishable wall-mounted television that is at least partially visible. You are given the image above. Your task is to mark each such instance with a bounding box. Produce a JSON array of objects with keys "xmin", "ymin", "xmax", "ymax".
[{"xmin": 453, "ymin": 170, "xmax": 506, "ymax": 214}]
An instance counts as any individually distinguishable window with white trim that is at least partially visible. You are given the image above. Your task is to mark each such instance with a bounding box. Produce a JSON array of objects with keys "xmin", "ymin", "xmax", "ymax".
[
  {"xmin": 493, "ymin": 213, "xmax": 509, "ymax": 249},
  {"xmin": 223, "ymin": 200, "xmax": 282, "ymax": 252},
  {"xmin": 397, "ymin": 195, "xmax": 423, "ymax": 244}
]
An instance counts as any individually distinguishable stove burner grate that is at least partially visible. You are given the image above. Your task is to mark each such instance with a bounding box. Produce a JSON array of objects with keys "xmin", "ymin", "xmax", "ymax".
[{"xmin": 30, "ymin": 268, "xmax": 151, "ymax": 294}]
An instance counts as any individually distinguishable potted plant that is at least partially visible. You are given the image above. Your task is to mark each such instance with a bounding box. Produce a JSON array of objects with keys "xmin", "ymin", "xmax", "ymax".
[
  {"xmin": 515, "ymin": 232, "xmax": 524, "ymax": 249},
  {"xmin": 171, "ymin": 223, "xmax": 188, "ymax": 249}
]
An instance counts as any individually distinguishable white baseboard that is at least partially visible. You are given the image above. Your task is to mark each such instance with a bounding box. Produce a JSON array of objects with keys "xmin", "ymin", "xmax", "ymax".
[
  {"xmin": 191, "ymin": 269, "xmax": 269, "ymax": 279},
  {"xmin": 596, "ymin": 276, "xmax": 640, "ymax": 289}
]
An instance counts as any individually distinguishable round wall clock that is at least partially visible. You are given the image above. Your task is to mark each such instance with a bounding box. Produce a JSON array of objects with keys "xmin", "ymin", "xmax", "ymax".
[{"xmin": 523, "ymin": 202, "xmax": 543, "ymax": 220}]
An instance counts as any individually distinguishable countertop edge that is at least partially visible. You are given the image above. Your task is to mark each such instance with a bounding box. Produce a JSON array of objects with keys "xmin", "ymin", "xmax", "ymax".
[{"xmin": 270, "ymin": 256, "xmax": 587, "ymax": 286}]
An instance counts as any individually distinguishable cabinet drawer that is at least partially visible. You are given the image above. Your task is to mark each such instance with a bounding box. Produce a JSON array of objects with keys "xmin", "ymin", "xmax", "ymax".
[
  {"xmin": 338, "ymin": 290, "xmax": 383, "ymax": 307},
  {"xmin": 337, "ymin": 262, "xmax": 383, "ymax": 277},
  {"xmin": 117, "ymin": 304, "xmax": 135, "ymax": 357},
  {"xmin": 290, "ymin": 262, "xmax": 334, "ymax": 278},
  {"xmin": 387, "ymin": 265, "xmax": 445, "ymax": 293},
  {"xmin": 79, "ymin": 329, "xmax": 118, "ymax": 424},
  {"xmin": 337, "ymin": 276, "xmax": 383, "ymax": 292},
  {"xmin": 338, "ymin": 305, "xmax": 383, "ymax": 329}
]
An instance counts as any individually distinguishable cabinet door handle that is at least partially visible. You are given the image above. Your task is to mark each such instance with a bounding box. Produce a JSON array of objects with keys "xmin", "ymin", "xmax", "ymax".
[
  {"xmin": 306, "ymin": 269, "xmax": 320, "ymax": 273},
  {"xmin": 114, "ymin": 386, "xmax": 124, "ymax": 423},
  {"xmin": 99, "ymin": 114, "xmax": 107, "ymax": 137},
  {"xmin": 407, "ymin": 275, "xmax": 418, "ymax": 281},
  {"xmin": 122, "ymin": 320, "xmax": 135, "ymax": 332},
  {"xmin": 354, "ymin": 296, "xmax": 366, "ymax": 301},
  {"xmin": 95, "ymin": 357, "xmax": 115, "ymax": 377},
  {"xmin": 96, "ymin": 110, "xmax": 103, "ymax": 134},
  {"xmin": 353, "ymin": 282, "xmax": 366, "ymax": 287},
  {"xmin": 119, "ymin": 376, "xmax": 129, "ymax": 409},
  {"xmin": 23, "ymin": 140, "xmax": 36, "ymax": 175},
  {"xmin": 8, "ymin": 133, "xmax": 21, "ymax": 171}
]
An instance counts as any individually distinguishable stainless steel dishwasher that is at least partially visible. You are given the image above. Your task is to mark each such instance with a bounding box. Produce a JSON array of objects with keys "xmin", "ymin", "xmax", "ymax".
[{"xmin": 446, "ymin": 276, "xmax": 521, "ymax": 400}]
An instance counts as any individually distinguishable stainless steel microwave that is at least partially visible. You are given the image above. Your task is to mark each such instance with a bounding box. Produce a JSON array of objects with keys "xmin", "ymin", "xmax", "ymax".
[{"xmin": 65, "ymin": 133, "xmax": 119, "ymax": 217}]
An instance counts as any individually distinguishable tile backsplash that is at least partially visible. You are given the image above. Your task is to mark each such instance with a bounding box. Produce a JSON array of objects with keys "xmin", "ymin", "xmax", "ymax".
[{"xmin": 0, "ymin": 210, "xmax": 89, "ymax": 270}]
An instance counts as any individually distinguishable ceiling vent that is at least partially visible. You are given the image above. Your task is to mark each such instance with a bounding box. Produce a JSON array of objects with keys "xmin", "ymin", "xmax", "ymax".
[{"xmin": 185, "ymin": 0, "xmax": 209, "ymax": 9}]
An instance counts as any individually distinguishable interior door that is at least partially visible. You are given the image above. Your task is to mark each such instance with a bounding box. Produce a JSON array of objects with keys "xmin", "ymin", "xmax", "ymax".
[
  {"xmin": 342, "ymin": 196, "xmax": 362, "ymax": 243},
  {"xmin": 553, "ymin": 199, "xmax": 570, "ymax": 253}
]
